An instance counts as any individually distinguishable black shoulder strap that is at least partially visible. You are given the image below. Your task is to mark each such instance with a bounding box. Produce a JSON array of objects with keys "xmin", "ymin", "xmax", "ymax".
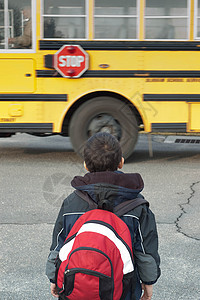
[
  {"xmin": 75, "ymin": 190, "xmax": 97, "ymax": 209},
  {"xmin": 75, "ymin": 190, "xmax": 149, "ymax": 217},
  {"xmin": 113, "ymin": 198, "xmax": 149, "ymax": 217}
]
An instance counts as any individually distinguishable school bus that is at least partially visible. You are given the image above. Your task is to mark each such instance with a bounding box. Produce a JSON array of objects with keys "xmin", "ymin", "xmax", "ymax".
[{"xmin": 0, "ymin": 0, "xmax": 200, "ymax": 159}]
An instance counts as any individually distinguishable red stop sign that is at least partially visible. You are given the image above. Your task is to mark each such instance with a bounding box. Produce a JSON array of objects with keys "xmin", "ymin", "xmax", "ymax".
[{"xmin": 54, "ymin": 45, "xmax": 89, "ymax": 78}]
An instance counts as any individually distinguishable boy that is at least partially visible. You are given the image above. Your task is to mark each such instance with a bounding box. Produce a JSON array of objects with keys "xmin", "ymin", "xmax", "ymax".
[{"xmin": 46, "ymin": 132, "xmax": 160, "ymax": 300}]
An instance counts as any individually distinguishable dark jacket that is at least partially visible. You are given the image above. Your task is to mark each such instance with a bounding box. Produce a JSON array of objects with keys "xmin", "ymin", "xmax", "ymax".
[{"xmin": 46, "ymin": 171, "xmax": 160, "ymax": 300}]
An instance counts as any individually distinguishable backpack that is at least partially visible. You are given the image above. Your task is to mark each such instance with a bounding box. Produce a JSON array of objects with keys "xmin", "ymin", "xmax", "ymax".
[{"xmin": 55, "ymin": 191, "xmax": 148, "ymax": 300}]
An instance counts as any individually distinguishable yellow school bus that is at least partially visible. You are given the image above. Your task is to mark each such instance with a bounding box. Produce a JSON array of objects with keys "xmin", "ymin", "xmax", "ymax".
[{"xmin": 0, "ymin": 0, "xmax": 200, "ymax": 159}]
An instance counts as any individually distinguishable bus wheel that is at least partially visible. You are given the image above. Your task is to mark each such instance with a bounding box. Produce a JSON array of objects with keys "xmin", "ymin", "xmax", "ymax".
[{"xmin": 69, "ymin": 97, "xmax": 139, "ymax": 159}]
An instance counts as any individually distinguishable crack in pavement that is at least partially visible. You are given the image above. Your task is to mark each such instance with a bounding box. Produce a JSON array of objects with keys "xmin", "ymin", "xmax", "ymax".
[{"xmin": 175, "ymin": 181, "xmax": 200, "ymax": 241}]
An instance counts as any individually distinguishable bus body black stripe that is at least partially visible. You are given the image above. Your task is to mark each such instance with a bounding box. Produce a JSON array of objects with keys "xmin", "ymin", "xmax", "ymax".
[
  {"xmin": 36, "ymin": 70, "xmax": 200, "ymax": 78},
  {"xmin": 144, "ymin": 94, "xmax": 200, "ymax": 102},
  {"xmin": 0, "ymin": 123, "xmax": 53, "ymax": 133},
  {"xmin": 82, "ymin": 70, "xmax": 200, "ymax": 78},
  {"xmin": 39, "ymin": 40, "xmax": 200, "ymax": 51},
  {"xmin": 0, "ymin": 122, "xmax": 188, "ymax": 133},
  {"xmin": 37, "ymin": 70, "xmax": 200, "ymax": 78},
  {"xmin": 0, "ymin": 94, "xmax": 67, "ymax": 101}
]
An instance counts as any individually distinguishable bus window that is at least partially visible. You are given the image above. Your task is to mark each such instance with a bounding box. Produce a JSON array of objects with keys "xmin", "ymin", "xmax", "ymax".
[
  {"xmin": 0, "ymin": 1, "xmax": 4, "ymax": 48},
  {"xmin": 43, "ymin": 0, "xmax": 86, "ymax": 39},
  {"xmin": 94, "ymin": 0, "xmax": 138, "ymax": 39},
  {"xmin": 145, "ymin": 0, "xmax": 189, "ymax": 40},
  {"xmin": 0, "ymin": 0, "xmax": 32, "ymax": 49},
  {"xmin": 6, "ymin": 0, "xmax": 32, "ymax": 49}
]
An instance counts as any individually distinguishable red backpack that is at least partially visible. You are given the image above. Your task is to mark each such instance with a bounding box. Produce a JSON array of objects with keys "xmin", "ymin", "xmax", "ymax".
[{"xmin": 55, "ymin": 194, "xmax": 148, "ymax": 300}]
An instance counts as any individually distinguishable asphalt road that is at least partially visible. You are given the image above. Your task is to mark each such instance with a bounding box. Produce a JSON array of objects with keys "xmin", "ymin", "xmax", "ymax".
[{"xmin": 0, "ymin": 133, "xmax": 199, "ymax": 300}]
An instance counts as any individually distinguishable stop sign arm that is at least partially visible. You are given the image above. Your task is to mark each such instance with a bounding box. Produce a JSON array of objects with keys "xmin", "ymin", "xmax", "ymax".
[{"xmin": 54, "ymin": 44, "xmax": 89, "ymax": 78}]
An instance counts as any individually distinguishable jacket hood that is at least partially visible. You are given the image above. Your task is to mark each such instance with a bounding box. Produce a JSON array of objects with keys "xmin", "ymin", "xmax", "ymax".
[{"xmin": 71, "ymin": 171, "xmax": 144, "ymax": 205}]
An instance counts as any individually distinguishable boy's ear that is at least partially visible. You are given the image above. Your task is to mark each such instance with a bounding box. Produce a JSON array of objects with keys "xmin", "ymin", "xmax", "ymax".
[
  {"xmin": 118, "ymin": 157, "xmax": 124, "ymax": 169},
  {"xmin": 84, "ymin": 161, "xmax": 89, "ymax": 171}
]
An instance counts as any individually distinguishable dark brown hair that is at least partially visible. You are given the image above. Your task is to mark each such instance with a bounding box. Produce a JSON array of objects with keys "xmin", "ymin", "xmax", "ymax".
[{"xmin": 84, "ymin": 132, "xmax": 122, "ymax": 172}]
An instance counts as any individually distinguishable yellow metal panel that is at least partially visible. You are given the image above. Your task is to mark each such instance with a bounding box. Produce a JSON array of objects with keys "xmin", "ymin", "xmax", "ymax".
[
  {"xmin": 0, "ymin": 59, "xmax": 35, "ymax": 93},
  {"xmin": 87, "ymin": 51, "xmax": 141, "ymax": 70},
  {"xmin": 0, "ymin": 102, "xmax": 43, "ymax": 123},
  {"xmin": 143, "ymin": 51, "xmax": 200, "ymax": 70},
  {"xmin": 39, "ymin": 50, "xmax": 200, "ymax": 71},
  {"xmin": 143, "ymin": 79, "xmax": 200, "ymax": 94},
  {"xmin": 139, "ymin": 0, "xmax": 145, "ymax": 40},
  {"xmin": 88, "ymin": 0, "xmax": 94, "ymax": 40},
  {"xmin": 142, "ymin": 102, "xmax": 188, "ymax": 123},
  {"xmin": 189, "ymin": 103, "xmax": 200, "ymax": 131},
  {"xmin": 38, "ymin": 49, "xmax": 200, "ymax": 71},
  {"xmin": 190, "ymin": 0, "xmax": 194, "ymax": 40},
  {"xmin": 144, "ymin": 81, "xmax": 200, "ymax": 97}
]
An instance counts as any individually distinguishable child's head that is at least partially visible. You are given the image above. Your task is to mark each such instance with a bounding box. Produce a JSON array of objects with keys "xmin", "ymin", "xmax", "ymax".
[{"xmin": 84, "ymin": 132, "xmax": 124, "ymax": 172}]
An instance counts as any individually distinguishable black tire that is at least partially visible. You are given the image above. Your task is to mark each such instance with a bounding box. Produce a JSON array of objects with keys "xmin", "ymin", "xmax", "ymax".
[{"xmin": 69, "ymin": 96, "xmax": 138, "ymax": 159}]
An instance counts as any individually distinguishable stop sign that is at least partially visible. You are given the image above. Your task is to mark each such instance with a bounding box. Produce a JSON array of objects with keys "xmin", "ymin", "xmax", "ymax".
[{"xmin": 54, "ymin": 45, "xmax": 89, "ymax": 78}]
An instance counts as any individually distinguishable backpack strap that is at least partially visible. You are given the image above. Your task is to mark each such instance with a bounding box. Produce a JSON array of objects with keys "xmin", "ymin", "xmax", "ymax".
[
  {"xmin": 75, "ymin": 190, "xmax": 97, "ymax": 210},
  {"xmin": 114, "ymin": 198, "xmax": 149, "ymax": 217},
  {"xmin": 75, "ymin": 190, "xmax": 149, "ymax": 217}
]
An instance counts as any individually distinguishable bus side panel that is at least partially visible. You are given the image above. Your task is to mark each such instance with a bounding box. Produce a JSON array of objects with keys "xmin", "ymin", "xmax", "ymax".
[
  {"xmin": 0, "ymin": 59, "xmax": 35, "ymax": 93},
  {"xmin": 189, "ymin": 103, "xmax": 200, "ymax": 131}
]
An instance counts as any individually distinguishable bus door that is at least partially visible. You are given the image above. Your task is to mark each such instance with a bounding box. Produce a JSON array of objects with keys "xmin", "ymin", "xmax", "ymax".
[{"xmin": 0, "ymin": 0, "xmax": 41, "ymax": 130}]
